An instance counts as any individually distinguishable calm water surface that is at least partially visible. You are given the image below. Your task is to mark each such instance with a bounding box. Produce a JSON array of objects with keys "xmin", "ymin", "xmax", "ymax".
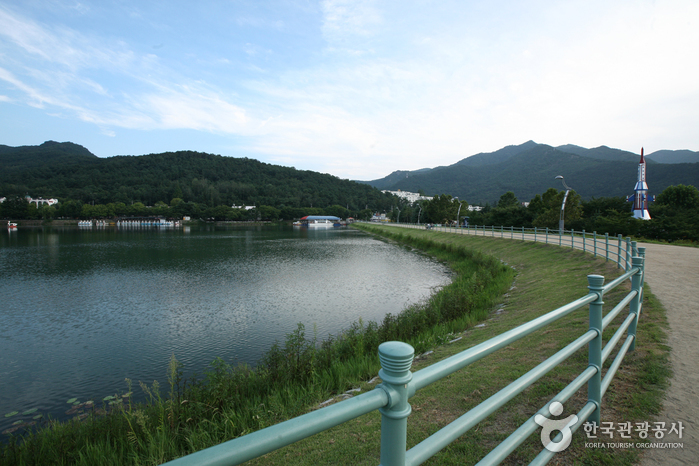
[{"xmin": 0, "ymin": 225, "xmax": 450, "ymax": 435}]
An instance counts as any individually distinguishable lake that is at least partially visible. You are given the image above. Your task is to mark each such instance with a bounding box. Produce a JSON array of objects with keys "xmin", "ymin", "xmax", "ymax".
[{"xmin": 0, "ymin": 224, "xmax": 451, "ymax": 436}]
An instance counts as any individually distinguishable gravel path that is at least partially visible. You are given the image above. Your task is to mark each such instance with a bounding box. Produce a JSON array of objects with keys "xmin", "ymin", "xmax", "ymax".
[{"xmin": 637, "ymin": 243, "xmax": 699, "ymax": 465}]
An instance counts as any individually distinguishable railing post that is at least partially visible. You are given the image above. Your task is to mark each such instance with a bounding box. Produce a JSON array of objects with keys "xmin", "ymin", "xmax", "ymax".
[
  {"xmin": 559, "ymin": 226, "xmax": 562, "ymax": 246},
  {"xmin": 637, "ymin": 246, "xmax": 646, "ymax": 304},
  {"xmin": 625, "ymin": 238, "xmax": 631, "ymax": 271},
  {"xmin": 593, "ymin": 231, "xmax": 597, "ymax": 257},
  {"xmin": 546, "ymin": 227, "xmax": 549, "ymax": 244},
  {"xmin": 617, "ymin": 234, "xmax": 623, "ymax": 269},
  {"xmin": 605, "ymin": 233, "xmax": 609, "ymax": 262},
  {"xmin": 582, "ymin": 230, "xmax": 586, "ymax": 253},
  {"xmin": 587, "ymin": 275, "xmax": 605, "ymax": 426},
  {"xmin": 511, "ymin": 225, "xmax": 513, "ymax": 239},
  {"xmin": 534, "ymin": 226, "xmax": 537, "ymax": 243},
  {"xmin": 378, "ymin": 341, "xmax": 414, "ymax": 466},
  {"xmin": 571, "ymin": 228, "xmax": 574, "ymax": 248},
  {"xmin": 628, "ymin": 256, "xmax": 644, "ymax": 351}
]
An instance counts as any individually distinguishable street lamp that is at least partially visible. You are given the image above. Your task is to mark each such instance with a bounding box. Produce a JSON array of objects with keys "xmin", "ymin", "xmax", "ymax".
[
  {"xmin": 417, "ymin": 205, "xmax": 422, "ymax": 224},
  {"xmin": 456, "ymin": 201, "xmax": 464, "ymax": 226},
  {"xmin": 555, "ymin": 175, "xmax": 572, "ymax": 233}
]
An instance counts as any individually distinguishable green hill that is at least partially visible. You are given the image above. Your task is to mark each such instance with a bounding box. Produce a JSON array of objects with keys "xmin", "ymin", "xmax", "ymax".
[{"xmin": 0, "ymin": 142, "xmax": 395, "ymax": 211}]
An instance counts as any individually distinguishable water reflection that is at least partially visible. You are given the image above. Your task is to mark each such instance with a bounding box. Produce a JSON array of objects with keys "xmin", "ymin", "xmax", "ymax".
[{"xmin": 0, "ymin": 225, "xmax": 450, "ymax": 436}]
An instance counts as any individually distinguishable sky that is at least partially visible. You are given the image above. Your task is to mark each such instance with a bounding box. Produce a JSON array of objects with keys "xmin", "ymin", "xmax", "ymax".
[{"xmin": 1, "ymin": 0, "xmax": 698, "ymax": 180}]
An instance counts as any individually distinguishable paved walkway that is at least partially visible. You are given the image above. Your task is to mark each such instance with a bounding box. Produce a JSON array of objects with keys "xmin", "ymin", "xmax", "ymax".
[{"xmin": 383, "ymin": 224, "xmax": 697, "ymax": 463}]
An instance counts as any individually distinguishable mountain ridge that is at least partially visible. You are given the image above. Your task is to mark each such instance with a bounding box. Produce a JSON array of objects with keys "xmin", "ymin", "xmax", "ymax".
[
  {"xmin": 1, "ymin": 140, "xmax": 697, "ymax": 207},
  {"xmin": 362, "ymin": 142, "xmax": 699, "ymax": 204}
]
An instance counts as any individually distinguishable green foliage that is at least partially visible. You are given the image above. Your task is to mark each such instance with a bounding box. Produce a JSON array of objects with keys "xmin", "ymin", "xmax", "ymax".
[
  {"xmin": 531, "ymin": 188, "xmax": 583, "ymax": 229},
  {"xmin": 655, "ymin": 184, "xmax": 699, "ymax": 209},
  {"xmin": 497, "ymin": 191, "xmax": 519, "ymax": 208},
  {"xmin": 422, "ymin": 194, "xmax": 462, "ymax": 224},
  {"xmin": 0, "ymin": 144, "xmax": 398, "ymax": 219},
  {"xmin": 0, "ymin": 196, "xmax": 28, "ymax": 219},
  {"xmin": 463, "ymin": 184, "xmax": 699, "ymax": 243},
  {"xmin": 639, "ymin": 184, "xmax": 699, "ymax": 242}
]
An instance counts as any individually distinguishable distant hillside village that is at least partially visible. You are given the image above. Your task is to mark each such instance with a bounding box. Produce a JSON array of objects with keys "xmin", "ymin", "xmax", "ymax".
[
  {"xmin": 0, "ymin": 196, "xmax": 58, "ymax": 207},
  {"xmin": 381, "ymin": 190, "xmax": 484, "ymax": 211}
]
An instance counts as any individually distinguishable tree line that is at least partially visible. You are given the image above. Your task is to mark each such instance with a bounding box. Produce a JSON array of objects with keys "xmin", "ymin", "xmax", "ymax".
[
  {"xmin": 0, "ymin": 197, "xmax": 380, "ymax": 223},
  {"xmin": 0, "ymin": 149, "xmax": 398, "ymax": 218},
  {"xmin": 387, "ymin": 184, "xmax": 699, "ymax": 243}
]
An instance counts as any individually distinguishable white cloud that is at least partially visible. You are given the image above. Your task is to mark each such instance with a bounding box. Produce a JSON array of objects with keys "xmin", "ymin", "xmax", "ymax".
[
  {"xmin": 1, "ymin": 1, "xmax": 697, "ymax": 179},
  {"xmin": 321, "ymin": 0, "xmax": 382, "ymax": 42}
]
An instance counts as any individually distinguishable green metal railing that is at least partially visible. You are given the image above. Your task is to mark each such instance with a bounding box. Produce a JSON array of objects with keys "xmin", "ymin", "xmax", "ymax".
[
  {"xmin": 399, "ymin": 222, "xmax": 635, "ymax": 271},
  {"xmin": 163, "ymin": 232, "xmax": 645, "ymax": 466}
]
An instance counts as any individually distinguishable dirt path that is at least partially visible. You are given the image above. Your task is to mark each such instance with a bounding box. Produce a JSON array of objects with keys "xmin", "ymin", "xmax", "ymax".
[{"xmin": 637, "ymin": 243, "xmax": 699, "ymax": 465}]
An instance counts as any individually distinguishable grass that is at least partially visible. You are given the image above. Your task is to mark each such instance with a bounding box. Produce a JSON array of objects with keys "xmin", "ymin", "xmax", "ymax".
[{"xmin": 0, "ymin": 224, "xmax": 670, "ymax": 465}]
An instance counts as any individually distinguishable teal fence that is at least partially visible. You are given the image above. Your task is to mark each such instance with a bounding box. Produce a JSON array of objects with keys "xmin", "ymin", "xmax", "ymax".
[
  {"xmin": 397, "ymin": 222, "xmax": 635, "ymax": 270},
  {"xmin": 163, "ymin": 231, "xmax": 646, "ymax": 466}
]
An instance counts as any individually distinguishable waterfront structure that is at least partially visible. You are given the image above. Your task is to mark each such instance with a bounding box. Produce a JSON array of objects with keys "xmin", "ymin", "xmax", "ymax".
[{"xmin": 627, "ymin": 148, "xmax": 653, "ymax": 220}]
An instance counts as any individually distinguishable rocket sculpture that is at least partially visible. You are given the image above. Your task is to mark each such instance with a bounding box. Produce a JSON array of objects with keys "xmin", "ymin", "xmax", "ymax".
[{"xmin": 627, "ymin": 148, "xmax": 653, "ymax": 220}]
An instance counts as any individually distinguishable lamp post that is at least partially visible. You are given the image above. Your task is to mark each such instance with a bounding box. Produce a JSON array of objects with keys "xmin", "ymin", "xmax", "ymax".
[
  {"xmin": 417, "ymin": 205, "xmax": 422, "ymax": 224},
  {"xmin": 456, "ymin": 201, "xmax": 463, "ymax": 226},
  {"xmin": 555, "ymin": 175, "xmax": 572, "ymax": 233}
]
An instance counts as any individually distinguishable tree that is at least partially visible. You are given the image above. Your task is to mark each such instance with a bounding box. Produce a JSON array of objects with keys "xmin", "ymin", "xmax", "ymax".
[
  {"xmin": 423, "ymin": 194, "xmax": 460, "ymax": 224},
  {"xmin": 532, "ymin": 188, "xmax": 582, "ymax": 229},
  {"xmin": 358, "ymin": 209, "xmax": 373, "ymax": 221},
  {"xmin": 324, "ymin": 205, "xmax": 348, "ymax": 219},
  {"xmin": 655, "ymin": 184, "xmax": 699, "ymax": 209},
  {"xmin": 258, "ymin": 205, "xmax": 281, "ymax": 221},
  {"xmin": 641, "ymin": 184, "xmax": 699, "ymax": 242},
  {"xmin": 497, "ymin": 191, "xmax": 519, "ymax": 209},
  {"xmin": 1, "ymin": 196, "xmax": 29, "ymax": 219}
]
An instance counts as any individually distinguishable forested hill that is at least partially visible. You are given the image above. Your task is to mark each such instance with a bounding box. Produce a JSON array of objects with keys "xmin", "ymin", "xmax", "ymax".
[
  {"xmin": 0, "ymin": 142, "xmax": 395, "ymax": 211},
  {"xmin": 364, "ymin": 142, "xmax": 699, "ymax": 205}
]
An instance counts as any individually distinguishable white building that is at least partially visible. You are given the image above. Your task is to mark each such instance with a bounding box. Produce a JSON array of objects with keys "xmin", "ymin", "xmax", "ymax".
[
  {"xmin": 27, "ymin": 197, "xmax": 59, "ymax": 207},
  {"xmin": 382, "ymin": 190, "xmax": 433, "ymax": 203},
  {"xmin": 0, "ymin": 196, "xmax": 58, "ymax": 207}
]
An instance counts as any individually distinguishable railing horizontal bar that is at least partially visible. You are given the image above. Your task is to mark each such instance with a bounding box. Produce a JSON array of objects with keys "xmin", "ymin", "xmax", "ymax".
[
  {"xmin": 602, "ymin": 313, "xmax": 636, "ymax": 364},
  {"xmin": 529, "ymin": 401, "xmax": 597, "ymax": 466},
  {"xmin": 602, "ymin": 267, "xmax": 638, "ymax": 293},
  {"xmin": 602, "ymin": 291, "xmax": 637, "ymax": 330},
  {"xmin": 405, "ymin": 330, "xmax": 596, "ymax": 466},
  {"xmin": 602, "ymin": 335, "xmax": 635, "ymax": 397},
  {"xmin": 410, "ymin": 294, "xmax": 597, "ymax": 393},
  {"xmin": 162, "ymin": 389, "xmax": 388, "ymax": 466},
  {"xmin": 476, "ymin": 366, "xmax": 596, "ymax": 465}
]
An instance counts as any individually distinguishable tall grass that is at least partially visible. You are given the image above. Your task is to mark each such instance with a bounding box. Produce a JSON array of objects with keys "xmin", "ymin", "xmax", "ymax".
[{"xmin": 0, "ymin": 224, "xmax": 513, "ymax": 465}]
